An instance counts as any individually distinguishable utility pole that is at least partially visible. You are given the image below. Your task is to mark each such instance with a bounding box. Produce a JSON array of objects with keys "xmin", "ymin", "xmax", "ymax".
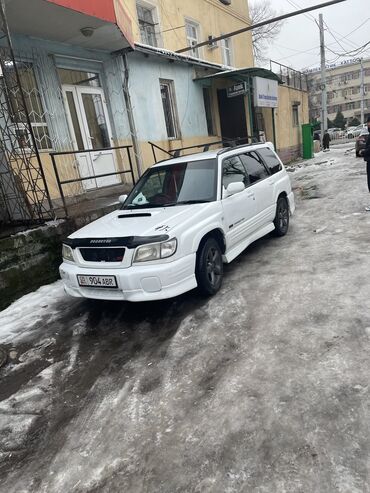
[
  {"xmin": 319, "ymin": 14, "xmax": 327, "ymax": 141},
  {"xmin": 360, "ymin": 58, "xmax": 365, "ymax": 124}
]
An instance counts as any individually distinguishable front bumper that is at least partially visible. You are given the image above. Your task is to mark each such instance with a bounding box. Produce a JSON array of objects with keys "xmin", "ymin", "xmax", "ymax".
[{"xmin": 59, "ymin": 253, "xmax": 197, "ymax": 302}]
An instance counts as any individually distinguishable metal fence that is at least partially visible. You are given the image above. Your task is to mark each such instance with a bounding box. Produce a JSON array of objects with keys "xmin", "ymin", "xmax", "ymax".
[
  {"xmin": 50, "ymin": 145, "xmax": 135, "ymax": 217},
  {"xmin": 270, "ymin": 60, "xmax": 308, "ymax": 92},
  {"xmin": 0, "ymin": 4, "xmax": 53, "ymax": 228}
]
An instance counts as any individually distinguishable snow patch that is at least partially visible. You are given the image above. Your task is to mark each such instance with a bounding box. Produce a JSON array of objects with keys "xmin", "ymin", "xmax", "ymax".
[
  {"xmin": 0, "ymin": 281, "xmax": 67, "ymax": 344},
  {"xmin": 11, "ymin": 219, "xmax": 65, "ymax": 237}
]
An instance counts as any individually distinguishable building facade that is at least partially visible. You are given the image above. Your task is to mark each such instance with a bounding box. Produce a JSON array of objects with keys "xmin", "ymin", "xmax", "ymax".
[
  {"xmin": 307, "ymin": 58, "xmax": 370, "ymax": 124},
  {"xmin": 0, "ymin": 0, "xmax": 309, "ymax": 225},
  {"xmin": 125, "ymin": 0, "xmax": 254, "ymax": 68}
]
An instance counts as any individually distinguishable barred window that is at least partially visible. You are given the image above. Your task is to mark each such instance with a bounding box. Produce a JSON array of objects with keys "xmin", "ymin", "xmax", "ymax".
[{"xmin": 8, "ymin": 62, "xmax": 52, "ymax": 150}]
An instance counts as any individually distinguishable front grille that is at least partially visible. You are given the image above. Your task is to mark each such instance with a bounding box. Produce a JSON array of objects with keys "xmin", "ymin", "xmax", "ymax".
[{"xmin": 79, "ymin": 248, "xmax": 125, "ymax": 263}]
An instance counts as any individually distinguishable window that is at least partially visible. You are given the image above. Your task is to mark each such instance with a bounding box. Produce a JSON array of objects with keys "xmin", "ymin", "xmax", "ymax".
[
  {"xmin": 124, "ymin": 159, "xmax": 218, "ymax": 208},
  {"xmin": 186, "ymin": 20, "xmax": 200, "ymax": 58},
  {"xmin": 240, "ymin": 152, "xmax": 269, "ymax": 184},
  {"xmin": 137, "ymin": 3, "xmax": 158, "ymax": 47},
  {"xmin": 57, "ymin": 68, "xmax": 101, "ymax": 87},
  {"xmin": 220, "ymin": 37, "xmax": 233, "ymax": 66},
  {"xmin": 203, "ymin": 88, "xmax": 215, "ymax": 136},
  {"xmin": 8, "ymin": 62, "xmax": 52, "ymax": 150},
  {"xmin": 160, "ymin": 80, "xmax": 179, "ymax": 139},
  {"xmin": 222, "ymin": 156, "xmax": 249, "ymax": 189},
  {"xmin": 257, "ymin": 147, "xmax": 282, "ymax": 175},
  {"xmin": 292, "ymin": 105, "xmax": 299, "ymax": 126}
]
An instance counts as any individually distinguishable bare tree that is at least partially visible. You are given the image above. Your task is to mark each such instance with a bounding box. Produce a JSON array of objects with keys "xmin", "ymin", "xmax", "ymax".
[{"xmin": 249, "ymin": 1, "xmax": 284, "ymax": 64}]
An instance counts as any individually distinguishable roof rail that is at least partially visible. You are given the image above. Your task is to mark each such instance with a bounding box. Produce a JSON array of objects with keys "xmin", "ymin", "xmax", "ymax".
[
  {"xmin": 148, "ymin": 137, "xmax": 260, "ymax": 163},
  {"xmin": 217, "ymin": 140, "xmax": 262, "ymax": 156}
]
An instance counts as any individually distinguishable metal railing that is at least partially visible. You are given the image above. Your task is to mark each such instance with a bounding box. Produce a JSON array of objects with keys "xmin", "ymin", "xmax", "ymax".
[
  {"xmin": 270, "ymin": 60, "xmax": 308, "ymax": 92},
  {"xmin": 148, "ymin": 137, "xmax": 254, "ymax": 163},
  {"xmin": 50, "ymin": 145, "xmax": 135, "ymax": 217}
]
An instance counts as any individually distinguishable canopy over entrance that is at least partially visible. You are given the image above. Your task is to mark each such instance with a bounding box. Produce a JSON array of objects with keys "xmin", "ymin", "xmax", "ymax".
[{"xmin": 3, "ymin": 0, "xmax": 134, "ymax": 51}]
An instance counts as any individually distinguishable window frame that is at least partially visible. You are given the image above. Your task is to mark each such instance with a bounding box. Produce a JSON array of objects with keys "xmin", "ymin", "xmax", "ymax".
[
  {"xmin": 136, "ymin": 1, "xmax": 160, "ymax": 47},
  {"xmin": 222, "ymin": 155, "xmax": 250, "ymax": 192},
  {"xmin": 185, "ymin": 19, "xmax": 201, "ymax": 59},
  {"xmin": 220, "ymin": 36, "xmax": 233, "ymax": 67},
  {"xmin": 256, "ymin": 147, "xmax": 283, "ymax": 175},
  {"xmin": 202, "ymin": 87, "xmax": 216, "ymax": 136},
  {"xmin": 8, "ymin": 61, "xmax": 53, "ymax": 152},
  {"xmin": 220, "ymin": 150, "xmax": 271, "ymax": 198},
  {"xmin": 159, "ymin": 79, "xmax": 181, "ymax": 140},
  {"xmin": 292, "ymin": 105, "xmax": 299, "ymax": 127}
]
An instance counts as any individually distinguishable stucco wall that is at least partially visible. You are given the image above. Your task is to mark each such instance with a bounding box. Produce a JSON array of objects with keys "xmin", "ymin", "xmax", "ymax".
[
  {"xmin": 261, "ymin": 85, "xmax": 309, "ymax": 162},
  {"xmin": 123, "ymin": 0, "xmax": 254, "ymax": 68}
]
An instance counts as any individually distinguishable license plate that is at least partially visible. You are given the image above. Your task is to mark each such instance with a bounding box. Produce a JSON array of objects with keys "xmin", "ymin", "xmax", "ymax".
[{"xmin": 77, "ymin": 275, "xmax": 117, "ymax": 289}]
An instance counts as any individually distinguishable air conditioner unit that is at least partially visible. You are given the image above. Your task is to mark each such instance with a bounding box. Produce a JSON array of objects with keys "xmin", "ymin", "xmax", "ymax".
[{"xmin": 207, "ymin": 36, "xmax": 218, "ymax": 50}]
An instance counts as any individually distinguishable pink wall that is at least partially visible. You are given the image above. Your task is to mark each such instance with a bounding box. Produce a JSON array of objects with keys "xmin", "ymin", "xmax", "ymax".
[{"xmin": 46, "ymin": 0, "xmax": 116, "ymax": 23}]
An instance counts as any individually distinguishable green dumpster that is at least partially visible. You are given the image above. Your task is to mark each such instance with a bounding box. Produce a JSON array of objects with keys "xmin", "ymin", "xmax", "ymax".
[{"xmin": 302, "ymin": 123, "xmax": 314, "ymax": 159}]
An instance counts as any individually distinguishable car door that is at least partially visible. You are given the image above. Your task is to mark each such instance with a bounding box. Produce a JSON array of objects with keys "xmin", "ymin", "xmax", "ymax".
[
  {"xmin": 221, "ymin": 155, "xmax": 258, "ymax": 250},
  {"xmin": 240, "ymin": 152, "xmax": 272, "ymax": 227},
  {"xmin": 256, "ymin": 147, "xmax": 284, "ymax": 221}
]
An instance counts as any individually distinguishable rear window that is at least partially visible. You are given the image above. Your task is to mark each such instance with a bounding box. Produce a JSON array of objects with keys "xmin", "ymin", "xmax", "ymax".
[{"xmin": 258, "ymin": 147, "xmax": 283, "ymax": 175}]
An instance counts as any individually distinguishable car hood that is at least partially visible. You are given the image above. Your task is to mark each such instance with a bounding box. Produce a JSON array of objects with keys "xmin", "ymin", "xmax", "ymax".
[{"xmin": 68, "ymin": 204, "xmax": 216, "ymax": 241}]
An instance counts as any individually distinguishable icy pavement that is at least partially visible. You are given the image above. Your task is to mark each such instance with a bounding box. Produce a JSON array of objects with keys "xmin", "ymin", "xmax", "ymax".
[{"xmin": 0, "ymin": 144, "xmax": 369, "ymax": 492}]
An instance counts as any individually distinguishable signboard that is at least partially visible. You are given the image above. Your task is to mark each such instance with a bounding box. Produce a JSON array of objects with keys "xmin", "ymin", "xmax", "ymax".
[
  {"xmin": 253, "ymin": 77, "xmax": 278, "ymax": 108},
  {"xmin": 227, "ymin": 82, "xmax": 247, "ymax": 98}
]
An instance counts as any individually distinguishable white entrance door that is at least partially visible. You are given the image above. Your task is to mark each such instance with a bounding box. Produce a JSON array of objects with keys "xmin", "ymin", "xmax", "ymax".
[{"xmin": 63, "ymin": 85, "xmax": 119, "ymax": 190}]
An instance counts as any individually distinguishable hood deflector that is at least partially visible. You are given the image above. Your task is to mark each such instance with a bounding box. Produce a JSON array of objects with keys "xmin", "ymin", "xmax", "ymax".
[{"xmin": 64, "ymin": 235, "xmax": 169, "ymax": 249}]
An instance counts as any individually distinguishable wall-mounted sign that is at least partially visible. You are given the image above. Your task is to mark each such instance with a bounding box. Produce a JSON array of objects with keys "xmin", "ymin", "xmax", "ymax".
[
  {"xmin": 227, "ymin": 82, "xmax": 247, "ymax": 98},
  {"xmin": 253, "ymin": 76, "xmax": 278, "ymax": 108}
]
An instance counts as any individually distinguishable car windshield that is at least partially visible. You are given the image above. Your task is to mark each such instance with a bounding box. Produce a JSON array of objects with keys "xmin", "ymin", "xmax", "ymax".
[{"xmin": 123, "ymin": 159, "xmax": 218, "ymax": 209}]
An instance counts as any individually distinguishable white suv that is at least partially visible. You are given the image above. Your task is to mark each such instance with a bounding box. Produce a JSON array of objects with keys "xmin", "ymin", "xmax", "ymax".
[{"xmin": 60, "ymin": 143, "xmax": 295, "ymax": 301}]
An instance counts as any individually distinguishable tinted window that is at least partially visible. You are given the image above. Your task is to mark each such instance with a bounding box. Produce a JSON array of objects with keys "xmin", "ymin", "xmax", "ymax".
[
  {"xmin": 124, "ymin": 159, "xmax": 217, "ymax": 208},
  {"xmin": 223, "ymin": 156, "xmax": 249, "ymax": 188},
  {"xmin": 240, "ymin": 152, "xmax": 269, "ymax": 184},
  {"xmin": 257, "ymin": 147, "xmax": 283, "ymax": 175}
]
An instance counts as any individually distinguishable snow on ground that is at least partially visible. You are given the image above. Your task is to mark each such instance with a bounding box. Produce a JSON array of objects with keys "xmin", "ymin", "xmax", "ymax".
[
  {"xmin": 0, "ymin": 143, "xmax": 370, "ymax": 492},
  {"xmin": 0, "ymin": 281, "xmax": 67, "ymax": 344}
]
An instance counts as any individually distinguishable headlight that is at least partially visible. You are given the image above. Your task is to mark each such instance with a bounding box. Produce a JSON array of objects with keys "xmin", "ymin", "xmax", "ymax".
[
  {"xmin": 133, "ymin": 238, "xmax": 177, "ymax": 263},
  {"xmin": 62, "ymin": 244, "xmax": 74, "ymax": 263}
]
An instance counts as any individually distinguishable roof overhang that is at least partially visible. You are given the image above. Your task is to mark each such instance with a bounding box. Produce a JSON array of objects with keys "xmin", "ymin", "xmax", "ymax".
[
  {"xmin": 3, "ymin": 0, "xmax": 134, "ymax": 51},
  {"xmin": 195, "ymin": 67, "xmax": 283, "ymax": 84},
  {"xmin": 132, "ymin": 43, "xmax": 226, "ymax": 71}
]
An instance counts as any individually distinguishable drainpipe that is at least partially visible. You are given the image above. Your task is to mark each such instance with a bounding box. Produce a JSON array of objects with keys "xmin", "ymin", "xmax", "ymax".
[
  {"xmin": 121, "ymin": 53, "xmax": 143, "ymax": 177},
  {"xmin": 248, "ymin": 77, "xmax": 254, "ymax": 142},
  {"xmin": 271, "ymin": 108, "xmax": 277, "ymax": 149}
]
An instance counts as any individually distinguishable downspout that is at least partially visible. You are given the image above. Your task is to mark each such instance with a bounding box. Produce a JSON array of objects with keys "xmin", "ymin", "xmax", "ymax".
[
  {"xmin": 272, "ymin": 108, "xmax": 277, "ymax": 149},
  {"xmin": 248, "ymin": 77, "xmax": 254, "ymax": 142},
  {"xmin": 121, "ymin": 52, "xmax": 143, "ymax": 177}
]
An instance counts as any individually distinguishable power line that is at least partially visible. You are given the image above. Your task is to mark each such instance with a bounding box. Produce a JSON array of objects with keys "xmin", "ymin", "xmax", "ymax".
[
  {"xmin": 272, "ymin": 19, "xmax": 370, "ymax": 68},
  {"xmin": 176, "ymin": 0, "xmax": 347, "ymax": 54}
]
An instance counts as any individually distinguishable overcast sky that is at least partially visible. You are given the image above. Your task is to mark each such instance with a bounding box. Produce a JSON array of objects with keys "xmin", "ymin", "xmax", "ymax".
[{"xmin": 258, "ymin": 0, "xmax": 369, "ymax": 72}]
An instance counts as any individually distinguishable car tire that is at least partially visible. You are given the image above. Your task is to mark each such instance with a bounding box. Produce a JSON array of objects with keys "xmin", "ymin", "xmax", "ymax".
[
  {"xmin": 273, "ymin": 196, "xmax": 289, "ymax": 237},
  {"xmin": 356, "ymin": 150, "xmax": 360, "ymax": 157},
  {"xmin": 196, "ymin": 237, "xmax": 223, "ymax": 296}
]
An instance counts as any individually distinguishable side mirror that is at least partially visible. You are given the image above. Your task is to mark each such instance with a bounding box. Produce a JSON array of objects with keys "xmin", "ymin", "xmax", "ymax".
[
  {"xmin": 226, "ymin": 181, "xmax": 245, "ymax": 197},
  {"xmin": 118, "ymin": 194, "xmax": 128, "ymax": 204}
]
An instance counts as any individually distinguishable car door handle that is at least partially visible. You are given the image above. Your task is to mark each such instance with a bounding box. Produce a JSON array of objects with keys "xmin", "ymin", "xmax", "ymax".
[
  {"xmin": 247, "ymin": 192, "xmax": 255, "ymax": 198},
  {"xmin": 268, "ymin": 179, "xmax": 274, "ymax": 186}
]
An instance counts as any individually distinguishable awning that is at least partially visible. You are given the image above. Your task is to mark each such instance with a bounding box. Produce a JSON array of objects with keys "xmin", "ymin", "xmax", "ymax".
[
  {"xmin": 195, "ymin": 67, "xmax": 283, "ymax": 84},
  {"xmin": 3, "ymin": 0, "xmax": 134, "ymax": 51}
]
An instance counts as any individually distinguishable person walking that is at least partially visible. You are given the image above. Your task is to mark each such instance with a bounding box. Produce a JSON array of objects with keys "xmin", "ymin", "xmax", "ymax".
[
  {"xmin": 361, "ymin": 116, "xmax": 370, "ymax": 211},
  {"xmin": 323, "ymin": 129, "xmax": 331, "ymax": 151}
]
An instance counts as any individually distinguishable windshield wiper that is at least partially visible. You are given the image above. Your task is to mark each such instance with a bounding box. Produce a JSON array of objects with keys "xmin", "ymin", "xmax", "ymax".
[{"xmin": 176, "ymin": 200, "xmax": 212, "ymax": 205}]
